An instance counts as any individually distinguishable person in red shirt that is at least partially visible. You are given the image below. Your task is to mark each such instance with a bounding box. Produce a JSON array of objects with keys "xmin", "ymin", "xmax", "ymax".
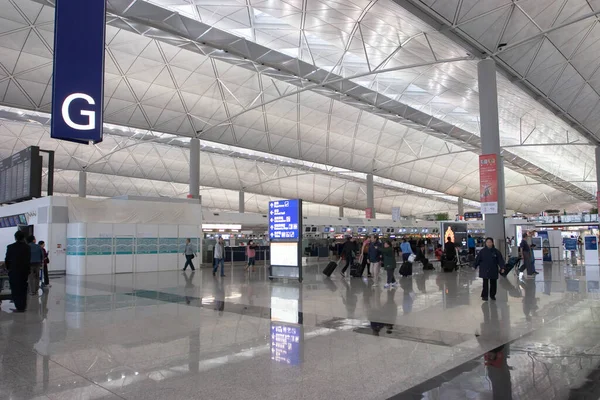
[
  {"xmin": 434, "ymin": 244, "xmax": 443, "ymax": 261},
  {"xmin": 245, "ymin": 240, "xmax": 258, "ymax": 272}
]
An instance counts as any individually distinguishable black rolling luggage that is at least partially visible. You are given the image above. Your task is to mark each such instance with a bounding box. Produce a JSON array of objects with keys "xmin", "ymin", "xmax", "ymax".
[
  {"xmin": 399, "ymin": 261, "xmax": 412, "ymax": 277},
  {"xmin": 442, "ymin": 259, "xmax": 457, "ymax": 272},
  {"xmin": 350, "ymin": 262, "xmax": 365, "ymax": 277},
  {"xmin": 323, "ymin": 261, "xmax": 338, "ymax": 277},
  {"xmin": 500, "ymin": 257, "xmax": 520, "ymax": 277}
]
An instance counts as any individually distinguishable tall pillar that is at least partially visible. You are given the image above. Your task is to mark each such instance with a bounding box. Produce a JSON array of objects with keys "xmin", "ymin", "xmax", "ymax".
[
  {"xmin": 596, "ymin": 147, "xmax": 600, "ymax": 199},
  {"xmin": 366, "ymin": 174, "xmax": 376, "ymax": 218},
  {"xmin": 78, "ymin": 170, "xmax": 87, "ymax": 198},
  {"xmin": 478, "ymin": 59, "xmax": 506, "ymax": 250},
  {"xmin": 338, "ymin": 206, "xmax": 344, "ymax": 218},
  {"xmin": 457, "ymin": 197, "xmax": 464, "ymax": 217},
  {"xmin": 189, "ymin": 138, "xmax": 200, "ymax": 199},
  {"xmin": 239, "ymin": 191, "xmax": 245, "ymax": 213}
]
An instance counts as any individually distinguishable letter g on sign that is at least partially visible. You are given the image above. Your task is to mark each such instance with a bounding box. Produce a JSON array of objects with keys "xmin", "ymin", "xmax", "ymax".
[{"xmin": 61, "ymin": 93, "xmax": 96, "ymax": 131}]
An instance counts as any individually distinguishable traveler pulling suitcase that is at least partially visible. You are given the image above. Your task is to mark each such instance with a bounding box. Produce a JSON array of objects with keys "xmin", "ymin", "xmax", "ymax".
[
  {"xmin": 323, "ymin": 261, "xmax": 338, "ymax": 277},
  {"xmin": 399, "ymin": 261, "xmax": 412, "ymax": 277},
  {"xmin": 350, "ymin": 262, "xmax": 365, "ymax": 277}
]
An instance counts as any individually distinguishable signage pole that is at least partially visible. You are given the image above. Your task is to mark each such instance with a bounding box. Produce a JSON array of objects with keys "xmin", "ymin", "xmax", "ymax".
[{"xmin": 268, "ymin": 199, "xmax": 303, "ymax": 282}]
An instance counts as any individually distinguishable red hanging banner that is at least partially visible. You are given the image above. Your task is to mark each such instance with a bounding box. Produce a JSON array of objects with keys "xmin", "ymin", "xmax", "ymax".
[
  {"xmin": 365, "ymin": 208, "xmax": 373, "ymax": 219},
  {"xmin": 479, "ymin": 154, "xmax": 498, "ymax": 214}
]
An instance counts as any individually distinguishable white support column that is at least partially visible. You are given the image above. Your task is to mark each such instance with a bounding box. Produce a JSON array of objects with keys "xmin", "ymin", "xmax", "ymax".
[
  {"xmin": 367, "ymin": 174, "xmax": 375, "ymax": 218},
  {"xmin": 596, "ymin": 147, "xmax": 600, "ymax": 199},
  {"xmin": 239, "ymin": 191, "xmax": 245, "ymax": 213},
  {"xmin": 478, "ymin": 59, "xmax": 506, "ymax": 249},
  {"xmin": 458, "ymin": 197, "xmax": 464, "ymax": 217},
  {"xmin": 78, "ymin": 170, "xmax": 87, "ymax": 198},
  {"xmin": 189, "ymin": 138, "xmax": 200, "ymax": 199}
]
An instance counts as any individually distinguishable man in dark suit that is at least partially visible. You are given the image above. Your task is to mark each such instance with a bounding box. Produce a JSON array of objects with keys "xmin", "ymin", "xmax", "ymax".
[{"xmin": 5, "ymin": 230, "xmax": 31, "ymax": 312}]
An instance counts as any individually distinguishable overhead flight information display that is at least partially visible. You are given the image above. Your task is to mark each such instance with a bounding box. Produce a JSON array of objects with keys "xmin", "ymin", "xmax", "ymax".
[{"xmin": 0, "ymin": 146, "xmax": 42, "ymax": 204}]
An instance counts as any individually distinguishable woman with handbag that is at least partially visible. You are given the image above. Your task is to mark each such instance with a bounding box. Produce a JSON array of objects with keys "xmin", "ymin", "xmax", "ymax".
[{"xmin": 183, "ymin": 238, "xmax": 196, "ymax": 271}]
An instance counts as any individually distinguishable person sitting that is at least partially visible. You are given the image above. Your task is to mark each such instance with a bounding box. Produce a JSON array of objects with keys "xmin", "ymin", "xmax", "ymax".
[{"xmin": 434, "ymin": 244, "xmax": 443, "ymax": 261}]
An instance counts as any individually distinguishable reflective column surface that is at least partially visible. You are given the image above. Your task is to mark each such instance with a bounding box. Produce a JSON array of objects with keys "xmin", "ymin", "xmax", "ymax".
[{"xmin": 1, "ymin": 261, "xmax": 599, "ymax": 399}]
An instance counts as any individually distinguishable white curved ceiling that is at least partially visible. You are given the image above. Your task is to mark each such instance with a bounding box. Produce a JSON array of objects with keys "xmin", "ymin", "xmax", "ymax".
[{"xmin": 0, "ymin": 0, "xmax": 596, "ymax": 215}]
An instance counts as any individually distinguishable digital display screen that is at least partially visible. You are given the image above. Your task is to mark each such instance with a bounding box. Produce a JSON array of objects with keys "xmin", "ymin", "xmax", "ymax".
[
  {"xmin": 269, "ymin": 199, "xmax": 300, "ymax": 240},
  {"xmin": 270, "ymin": 242, "xmax": 299, "ymax": 267},
  {"xmin": 0, "ymin": 147, "xmax": 42, "ymax": 204}
]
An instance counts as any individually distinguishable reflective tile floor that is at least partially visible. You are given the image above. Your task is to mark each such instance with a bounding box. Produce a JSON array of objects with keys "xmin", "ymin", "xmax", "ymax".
[{"xmin": 1, "ymin": 261, "xmax": 600, "ymax": 399}]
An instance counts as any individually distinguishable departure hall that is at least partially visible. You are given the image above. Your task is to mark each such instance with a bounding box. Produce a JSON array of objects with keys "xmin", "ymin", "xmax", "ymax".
[{"xmin": 1, "ymin": 1, "xmax": 600, "ymax": 399}]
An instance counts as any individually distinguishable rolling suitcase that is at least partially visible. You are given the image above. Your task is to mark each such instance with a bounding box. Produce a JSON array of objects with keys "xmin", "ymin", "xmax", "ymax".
[
  {"xmin": 500, "ymin": 257, "xmax": 520, "ymax": 277},
  {"xmin": 350, "ymin": 262, "xmax": 365, "ymax": 277},
  {"xmin": 323, "ymin": 261, "xmax": 338, "ymax": 277},
  {"xmin": 442, "ymin": 259, "xmax": 457, "ymax": 272},
  {"xmin": 399, "ymin": 261, "xmax": 412, "ymax": 277}
]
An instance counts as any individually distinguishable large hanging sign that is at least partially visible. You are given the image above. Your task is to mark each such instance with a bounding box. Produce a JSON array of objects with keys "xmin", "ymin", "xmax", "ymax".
[
  {"xmin": 479, "ymin": 154, "xmax": 499, "ymax": 214},
  {"xmin": 51, "ymin": 0, "xmax": 106, "ymax": 144}
]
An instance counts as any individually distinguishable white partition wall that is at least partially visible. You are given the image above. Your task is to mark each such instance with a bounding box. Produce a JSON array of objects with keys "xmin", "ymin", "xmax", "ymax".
[
  {"xmin": 136, "ymin": 224, "xmax": 159, "ymax": 273},
  {"xmin": 158, "ymin": 225, "xmax": 178, "ymax": 271},
  {"xmin": 85, "ymin": 223, "xmax": 114, "ymax": 275},
  {"xmin": 114, "ymin": 224, "xmax": 135, "ymax": 274},
  {"xmin": 66, "ymin": 223, "xmax": 87, "ymax": 275}
]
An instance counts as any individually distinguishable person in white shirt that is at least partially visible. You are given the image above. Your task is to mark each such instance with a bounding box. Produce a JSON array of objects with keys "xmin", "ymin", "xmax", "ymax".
[{"xmin": 212, "ymin": 237, "xmax": 225, "ymax": 277}]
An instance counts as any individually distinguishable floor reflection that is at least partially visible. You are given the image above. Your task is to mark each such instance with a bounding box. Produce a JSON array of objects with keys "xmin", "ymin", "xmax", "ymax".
[{"xmin": 0, "ymin": 261, "xmax": 599, "ymax": 400}]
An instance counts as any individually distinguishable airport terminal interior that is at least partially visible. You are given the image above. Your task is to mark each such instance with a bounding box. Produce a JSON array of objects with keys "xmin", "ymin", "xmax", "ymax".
[{"xmin": 3, "ymin": 0, "xmax": 600, "ymax": 399}]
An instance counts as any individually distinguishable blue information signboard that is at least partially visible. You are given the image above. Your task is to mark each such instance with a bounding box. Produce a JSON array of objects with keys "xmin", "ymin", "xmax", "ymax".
[
  {"xmin": 564, "ymin": 238, "xmax": 577, "ymax": 251},
  {"xmin": 270, "ymin": 323, "xmax": 303, "ymax": 366},
  {"xmin": 51, "ymin": 0, "xmax": 106, "ymax": 144},
  {"xmin": 269, "ymin": 200, "xmax": 300, "ymax": 240}
]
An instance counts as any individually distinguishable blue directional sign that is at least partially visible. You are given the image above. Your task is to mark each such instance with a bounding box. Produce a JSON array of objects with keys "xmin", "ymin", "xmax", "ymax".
[
  {"xmin": 269, "ymin": 199, "xmax": 300, "ymax": 240},
  {"xmin": 270, "ymin": 323, "xmax": 302, "ymax": 365},
  {"xmin": 51, "ymin": 0, "xmax": 106, "ymax": 144}
]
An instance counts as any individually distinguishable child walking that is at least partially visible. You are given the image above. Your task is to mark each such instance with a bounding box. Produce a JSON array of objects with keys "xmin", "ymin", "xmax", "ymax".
[{"xmin": 381, "ymin": 241, "xmax": 397, "ymax": 289}]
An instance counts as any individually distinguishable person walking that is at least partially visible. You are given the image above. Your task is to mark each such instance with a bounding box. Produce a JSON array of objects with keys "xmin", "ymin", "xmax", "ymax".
[
  {"xmin": 4, "ymin": 231, "xmax": 31, "ymax": 312},
  {"xmin": 360, "ymin": 238, "xmax": 371, "ymax": 277},
  {"xmin": 381, "ymin": 241, "xmax": 397, "ymax": 289},
  {"xmin": 245, "ymin": 240, "xmax": 258, "ymax": 272},
  {"xmin": 400, "ymin": 238, "xmax": 413, "ymax": 262},
  {"xmin": 467, "ymin": 235, "xmax": 476, "ymax": 256},
  {"xmin": 39, "ymin": 241, "xmax": 51, "ymax": 288},
  {"xmin": 26, "ymin": 236, "xmax": 43, "ymax": 296},
  {"xmin": 340, "ymin": 237, "xmax": 356, "ymax": 277},
  {"xmin": 519, "ymin": 233, "xmax": 537, "ymax": 278},
  {"xmin": 369, "ymin": 235, "xmax": 382, "ymax": 286},
  {"xmin": 475, "ymin": 237, "xmax": 505, "ymax": 301},
  {"xmin": 213, "ymin": 237, "xmax": 225, "ymax": 277},
  {"xmin": 183, "ymin": 238, "xmax": 196, "ymax": 271}
]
